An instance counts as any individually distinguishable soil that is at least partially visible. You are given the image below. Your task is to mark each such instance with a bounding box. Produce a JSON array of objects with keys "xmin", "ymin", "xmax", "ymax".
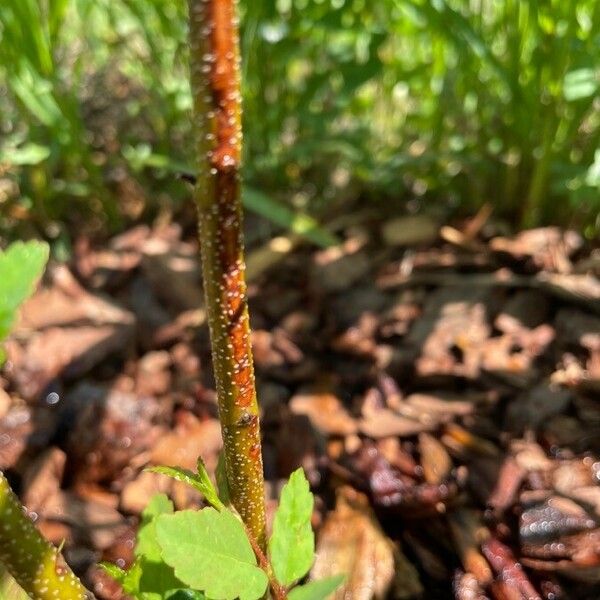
[{"xmin": 1, "ymin": 211, "xmax": 600, "ymax": 599}]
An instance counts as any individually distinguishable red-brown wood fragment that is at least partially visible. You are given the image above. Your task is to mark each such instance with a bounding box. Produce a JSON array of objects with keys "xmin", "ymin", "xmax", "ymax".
[{"xmin": 482, "ymin": 538, "xmax": 542, "ymax": 600}]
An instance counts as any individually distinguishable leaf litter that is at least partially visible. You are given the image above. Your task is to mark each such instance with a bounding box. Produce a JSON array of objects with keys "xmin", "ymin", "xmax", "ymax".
[{"xmin": 1, "ymin": 216, "xmax": 599, "ymax": 599}]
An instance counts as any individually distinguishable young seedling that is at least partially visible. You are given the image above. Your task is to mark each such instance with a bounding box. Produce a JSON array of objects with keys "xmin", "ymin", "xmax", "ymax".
[{"xmin": 104, "ymin": 464, "xmax": 344, "ymax": 599}]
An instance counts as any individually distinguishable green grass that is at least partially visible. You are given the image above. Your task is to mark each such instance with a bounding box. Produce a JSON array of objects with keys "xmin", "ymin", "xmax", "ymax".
[{"xmin": 1, "ymin": 0, "xmax": 598, "ymax": 242}]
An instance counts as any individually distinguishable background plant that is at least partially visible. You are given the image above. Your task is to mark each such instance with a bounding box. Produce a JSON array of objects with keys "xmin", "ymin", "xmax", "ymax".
[
  {"xmin": 0, "ymin": 240, "xmax": 49, "ymax": 361},
  {"xmin": 1, "ymin": 0, "xmax": 598, "ymax": 243}
]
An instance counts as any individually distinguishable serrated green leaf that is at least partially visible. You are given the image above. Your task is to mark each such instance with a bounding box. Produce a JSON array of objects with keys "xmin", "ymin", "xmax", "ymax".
[
  {"xmin": 100, "ymin": 562, "xmax": 127, "ymax": 583},
  {"xmin": 0, "ymin": 241, "xmax": 49, "ymax": 347},
  {"xmin": 156, "ymin": 508, "xmax": 268, "ymax": 600},
  {"xmin": 287, "ymin": 575, "xmax": 345, "ymax": 600},
  {"xmin": 138, "ymin": 557, "xmax": 188, "ymax": 599},
  {"xmin": 269, "ymin": 468, "xmax": 314, "ymax": 586},
  {"xmin": 196, "ymin": 457, "xmax": 225, "ymax": 510},
  {"xmin": 143, "ymin": 493, "xmax": 175, "ymax": 521},
  {"xmin": 101, "ymin": 560, "xmax": 142, "ymax": 596},
  {"xmin": 146, "ymin": 465, "xmax": 224, "ymax": 511},
  {"xmin": 103, "ymin": 557, "xmax": 197, "ymax": 600},
  {"xmin": 123, "ymin": 561, "xmax": 142, "ymax": 594},
  {"xmin": 137, "ymin": 494, "xmax": 175, "ymax": 561},
  {"xmin": 103, "ymin": 495, "xmax": 182, "ymax": 599},
  {"xmin": 133, "ymin": 494, "xmax": 191, "ymax": 599}
]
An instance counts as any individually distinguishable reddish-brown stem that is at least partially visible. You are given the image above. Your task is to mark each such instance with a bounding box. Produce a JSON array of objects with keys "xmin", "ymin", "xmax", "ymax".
[
  {"xmin": 246, "ymin": 528, "xmax": 287, "ymax": 600},
  {"xmin": 188, "ymin": 0, "xmax": 267, "ymax": 549}
]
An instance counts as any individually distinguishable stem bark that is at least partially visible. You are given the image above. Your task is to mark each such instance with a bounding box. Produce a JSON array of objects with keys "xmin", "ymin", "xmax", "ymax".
[{"xmin": 188, "ymin": 0, "xmax": 267, "ymax": 549}]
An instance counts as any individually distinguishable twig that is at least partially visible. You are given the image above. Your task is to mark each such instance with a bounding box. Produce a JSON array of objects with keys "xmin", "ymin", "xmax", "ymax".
[{"xmin": 246, "ymin": 528, "xmax": 287, "ymax": 600}]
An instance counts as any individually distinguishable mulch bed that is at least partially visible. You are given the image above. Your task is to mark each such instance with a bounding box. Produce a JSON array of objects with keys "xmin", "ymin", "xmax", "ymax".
[{"xmin": 1, "ymin": 211, "xmax": 599, "ymax": 599}]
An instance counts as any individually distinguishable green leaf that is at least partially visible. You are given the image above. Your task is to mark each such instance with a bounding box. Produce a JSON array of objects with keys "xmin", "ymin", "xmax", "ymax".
[
  {"xmin": 1, "ymin": 142, "xmax": 51, "ymax": 165},
  {"xmin": 146, "ymin": 463, "xmax": 224, "ymax": 511},
  {"xmin": 100, "ymin": 562, "xmax": 127, "ymax": 583},
  {"xmin": 136, "ymin": 494, "xmax": 175, "ymax": 562},
  {"xmin": 101, "ymin": 560, "xmax": 142, "ymax": 596},
  {"xmin": 122, "ymin": 144, "xmax": 190, "ymax": 174},
  {"xmin": 138, "ymin": 557, "xmax": 189, "ymax": 599},
  {"xmin": 564, "ymin": 68, "xmax": 598, "ymax": 102},
  {"xmin": 0, "ymin": 241, "xmax": 49, "ymax": 354},
  {"xmin": 287, "ymin": 575, "xmax": 345, "ymax": 600},
  {"xmin": 156, "ymin": 508, "xmax": 268, "ymax": 600},
  {"xmin": 196, "ymin": 457, "xmax": 224, "ymax": 510},
  {"xmin": 105, "ymin": 495, "xmax": 191, "ymax": 599},
  {"xmin": 103, "ymin": 556, "xmax": 197, "ymax": 600},
  {"xmin": 142, "ymin": 493, "xmax": 174, "ymax": 521},
  {"xmin": 268, "ymin": 468, "xmax": 314, "ymax": 586},
  {"xmin": 165, "ymin": 591, "xmax": 206, "ymax": 600},
  {"xmin": 135, "ymin": 494, "xmax": 193, "ymax": 598},
  {"xmin": 243, "ymin": 187, "xmax": 339, "ymax": 249}
]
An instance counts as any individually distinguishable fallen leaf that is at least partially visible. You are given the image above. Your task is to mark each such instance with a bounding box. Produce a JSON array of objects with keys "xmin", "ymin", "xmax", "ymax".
[
  {"xmin": 419, "ymin": 433, "xmax": 452, "ymax": 484},
  {"xmin": 311, "ymin": 486, "xmax": 421, "ymax": 599},
  {"xmin": 290, "ymin": 392, "xmax": 357, "ymax": 436},
  {"xmin": 359, "ymin": 409, "xmax": 435, "ymax": 438}
]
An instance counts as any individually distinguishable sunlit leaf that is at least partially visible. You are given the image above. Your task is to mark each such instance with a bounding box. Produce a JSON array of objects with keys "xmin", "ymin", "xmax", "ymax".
[
  {"xmin": 287, "ymin": 575, "xmax": 346, "ymax": 600},
  {"xmin": 564, "ymin": 68, "xmax": 599, "ymax": 101},
  {"xmin": 0, "ymin": 241, "xmax": 49, "ymax": 350},
  {"xmin": 243, "ymin": 188, "xmax": 339, "ymax": 249},
  {"xmin": 146, "ymin": 464, "xmax": 224, "ymax": 511},
  {"xmin": 156, "ymin": 508, "xmax": 268, "ymax": 600},
  {"xmin": 269, "ymin": 468, "xmax": 314, "ymax": 586},
  {"xmin": 1, "ymin": 142, "xmax": 51, "ymax": 165},
  {"xmin": 136, "ymin": 494, "xmax": 174, "ymax": 561}
]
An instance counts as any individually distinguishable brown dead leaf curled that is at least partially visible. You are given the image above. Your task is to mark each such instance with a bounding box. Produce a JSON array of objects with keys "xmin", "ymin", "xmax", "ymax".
[
  {"xmin": 311, "ymin": 486, "xmax": 422, "ymax": 599},
  {"xmin": 290, "ymin": 391, "xmax": 357, "ymax": 436}
]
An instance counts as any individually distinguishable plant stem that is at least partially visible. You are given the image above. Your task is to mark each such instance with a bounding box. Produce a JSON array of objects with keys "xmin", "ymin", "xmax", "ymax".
[
  {"xmin": 0, "ymin": 472, "xmax": 93, "ymax": 600},
  {"xmin": 246, "ymin": 527, "xmax": 287, "ymax": 600},
  {"xmin": 188, "ymin": 0, "xmax": 267, "ymax": 549}
]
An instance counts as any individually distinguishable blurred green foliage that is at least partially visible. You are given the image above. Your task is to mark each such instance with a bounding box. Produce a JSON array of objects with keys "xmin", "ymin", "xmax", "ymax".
[
  {"xmin": 0, "ymin": 0, "xmax": 599, "ymax": 242},
  {"xmin": 0, "ymin": 239, "xmax": 49, "ymax": 363}
]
